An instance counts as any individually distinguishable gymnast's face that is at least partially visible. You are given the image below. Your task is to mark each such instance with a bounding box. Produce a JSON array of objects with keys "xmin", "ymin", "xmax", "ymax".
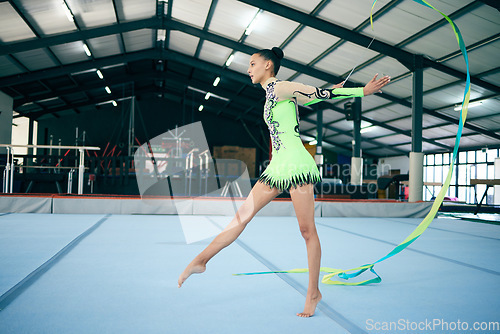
[{"xmin": 248, "ymin": 53, "xmax": 272, "ymax": 86}]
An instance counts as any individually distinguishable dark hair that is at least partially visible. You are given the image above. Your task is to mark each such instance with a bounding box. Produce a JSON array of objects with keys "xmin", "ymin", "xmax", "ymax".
[{"xmin": 256, "ymin": 47, "xmax": 284, "ymax": 75}]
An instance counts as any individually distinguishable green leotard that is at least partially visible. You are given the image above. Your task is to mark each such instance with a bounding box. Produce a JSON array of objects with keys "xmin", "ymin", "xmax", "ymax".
[{"xmin": 258, "ymin": 78, "xmax": 364, "ymax": 192}]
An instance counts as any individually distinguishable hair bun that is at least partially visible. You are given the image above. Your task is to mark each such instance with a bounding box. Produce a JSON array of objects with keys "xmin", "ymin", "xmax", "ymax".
[{"xmin": 271, "ymin": 47, "xmax": 284, "ymax": 60}]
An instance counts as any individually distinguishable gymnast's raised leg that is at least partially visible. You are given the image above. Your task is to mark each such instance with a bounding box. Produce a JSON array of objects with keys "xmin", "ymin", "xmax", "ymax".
[{"xmin": 178, "ymin": 181, "xmax": 280, "ymax": 287}]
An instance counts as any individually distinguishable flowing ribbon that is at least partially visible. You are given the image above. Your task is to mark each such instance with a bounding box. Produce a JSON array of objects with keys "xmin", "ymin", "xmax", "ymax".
[{"xmin": 235, "ymin": 0, "xmax": 471, "ymax": 286}]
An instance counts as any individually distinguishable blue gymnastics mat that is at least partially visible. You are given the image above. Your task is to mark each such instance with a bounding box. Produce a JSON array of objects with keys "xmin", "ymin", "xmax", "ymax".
[{"xmin": 0, "ymin": 213, "xmax": 499, "ymax": 334}]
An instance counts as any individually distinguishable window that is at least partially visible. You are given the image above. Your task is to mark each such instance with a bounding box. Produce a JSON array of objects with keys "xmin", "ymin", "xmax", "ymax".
[{"xmin": 423, "ymin": 148, "xmax": 500, "ymax": 204}]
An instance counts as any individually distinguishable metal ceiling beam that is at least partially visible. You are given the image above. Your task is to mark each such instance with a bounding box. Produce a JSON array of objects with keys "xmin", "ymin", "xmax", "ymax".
[
  {"xmin": 477, "ymin": 0, "xmax": 500, "ymax": 10},
  {"xmin": 0, "ymin": 17, "xmax": 160, "ymax": 57},
  {"xmin": 302, "ymin": 100, "xmax": 452, "ymax": 150},
  {"xmin": 194, "ymin": 0, "xmax": 219, "ymax": 58},
  {"xmin": 334, "ymin": 2, "xmax": 482, "ymax": 86},
  {"xmin": 237, "ymin": 0, "xmax": 499, "ymax": 94},
  {"xmin": 20, "ymin": 85, "xmax": 258, "ymax": 125},
  {"xmin": 237, "ymin": 0, "xmax": 414, "ymax": 67},
  {"xmin": 300, "ymin": 126, "xmax": 378, "ymax": 157},
  {"xmin": 0, "ymin": 48, "xmax": 158, "ymax": 88}
]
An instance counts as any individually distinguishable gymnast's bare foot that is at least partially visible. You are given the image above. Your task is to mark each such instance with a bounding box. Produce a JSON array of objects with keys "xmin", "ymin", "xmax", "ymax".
[
  {"xmin": 297, "ymin": 290, "xmax": 322, "ymax": 317},
  {"xmin": 178, "ymin": 260, "xmax": 206, "ymax": 287}
]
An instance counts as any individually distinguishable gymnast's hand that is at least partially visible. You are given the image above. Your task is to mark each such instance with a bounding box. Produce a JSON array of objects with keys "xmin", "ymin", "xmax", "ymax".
[{"xmin": 363, "ymin": 74, "xmax": 391, "ymax": 96}]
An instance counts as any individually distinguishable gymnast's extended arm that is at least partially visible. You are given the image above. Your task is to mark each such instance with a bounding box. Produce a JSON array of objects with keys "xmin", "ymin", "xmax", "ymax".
[{"xmin": 274, "ymin": 74, "xmax": 390, "ymax": 106}]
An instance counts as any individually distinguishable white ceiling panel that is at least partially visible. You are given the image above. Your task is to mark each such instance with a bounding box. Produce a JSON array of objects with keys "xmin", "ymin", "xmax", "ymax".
[
  {"xmin": 328, "ymin": 134, "xmax": 352, "ymax": 144},
  {"xmin": 169, "ymin": 31, "xmax": 200, "ymax": 57},
  {"xmin": 277, "ymin": 67, "xmax": 296, "ymax": 81},
  {"xmin": 403, "ymin": 24, "xmax": 461, "ymax": 60},
  {"xmin": 370, "ymin": 148, "xmax": 398, "ymax": 156},
  {"xmin": 423, "ymin": 69, "xmax": 459, "ymax": 91},
  {"xmin": 13, "ymin": 49, "xmax": 57, "ymax": 71},
  {"xmin": 17, "ymin": 0, "xmax": 77, "ymax": 36},
  {"xmin": 331, "ymin": 119, "xmax": 354, "ymax": 132},
  {"xmin": 364, "ymin": 104, "xmax": 411, "ymax": 122},
  {"xmin": 272, "ymin": 0, "xmax": 322, "ymax": 14},
  {"xmin": 172, "ymin": 0, "xmax": 212, "ymax": 29},
  {"xmin": 386, "ymin": 119, "xmax": 411, "ymax": 131},
  {"xmin": 361, "ymin": 126, "xmax": 395, "ymax": 139},
  {"xmin": 422, "ymin": 114, "xmax": 450, "ymax": 128},
  {"xmin": 376, "ymin": 75, "xmax": 411, "ymax": 99},
  {"xmin": 0, "ymin": 2, "xmax": 36, "ymax": 43},
  {"xmin": 318, "ymin": 0, "xmax": 392, "ymax": 30},
  {"xmin": 361, "ymin": 141, "xmax": 378, "ymax": 149},
  {"xmin": 454, "ymin": 5, "xmax": 500, "ymax": 47},
  {"xmin": 422, "ymin": 142, "xmax": 446, "ymax": 152},
  {"xmin": 198, "ymin": 40, "xmax": 232, "ymax": 67},
  {"xmin": 469, "ymin": 114, "xmax": 500, "ymax": 129},
  {"xmin": 481, "ymin": 71, "xmax": 500, "ymax": 86},
  {"xmin": 458, "ymin": 134, "xmax": 499, "ymax": 146},
  {"xmin": 50, "ymin": 41, "xmax": 89, "ymax": 64},
  {"xmin": 117, "ymin": 0, "xmax": 156, "ymax": 22},
  {"xmin": 357, "ymin": 94, "xmax": 390, "ymax": 111},
  {"xmin": 123, "ymin": 29, "xmax": 154, "ymax": 52},
  {"xmin": 66, "ymin": 0, "xmax": 117, "ymax": 29},
  {"xmin": 293, "ymin": 74, "xmax": 328, "ymax": 88},
  {"xmin": 208, "ymin": 0, "xmax": 256, "ymax": 40},
  {"xmin": 423, "ymin": 126, "xmax": 458, "ymax": 138},
  {"xmin": 443, "ymin": 40, "xmax": 500, "ymax": 77},
  {"xmin": 0, "ymin": 55, "xmax": 25, "ymax": 77},
  {"xmin": 323, "ymin": 111, "xmax": 345, "ymax": 123},
  {"xmin": 423, "ymin": 83, "xmax": 489, "ymax": 109},
  {"xmin": 283, "ymin": 27, "xmax": 340, "ymax": 65},
  {"xmin": 350, "ymin": 57, "xmax": 408, "ymax": 90},
  {"xmin": 375, "ymin": 134, "xmax": 409, "ymax": 145},
  {"xmin": 88, "ymin": 35, "xmax": 121, "ymax": 58},
  {"xmin": 314, "ymin": 42, "xmax": 379, "ymax": 79},
  {"xmin": 245, "ymin": 12, "xmax": 300, "ymax": 51},
  {"xmin": 360, "ymin": 1, "xmax": 439, "ymax": 45},
  {"xmin": 300, "ymin": 122, "xmax": 315, "ymax": 131}
]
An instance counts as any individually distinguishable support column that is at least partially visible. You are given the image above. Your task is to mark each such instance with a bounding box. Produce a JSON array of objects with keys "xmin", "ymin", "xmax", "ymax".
[
  {"xmin": 315, "ymin": 108, "xmax": 324, "ymax": 176},
  {"xmin": 26, "ymin": 117, "xmax": 34, "ymax": 169},
  {"xmin": 409, "ymin": 55, "xmax": 424, "ymax": 202},
  {"xmin": 351, "ymin": 97, "xmax": 362, "ymax": 185},
  {"xmin": 494, "ymin": 158, "xmax": 500, "ymax": 205},
  {"xmin": 128, "ymin": 96, "xmax": 136, "ymax": 157}
]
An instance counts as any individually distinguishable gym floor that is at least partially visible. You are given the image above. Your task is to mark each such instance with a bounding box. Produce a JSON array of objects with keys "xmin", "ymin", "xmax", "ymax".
[{"xmin": 0, "ymin": 213, "xmax": 499, "ymax": 334}]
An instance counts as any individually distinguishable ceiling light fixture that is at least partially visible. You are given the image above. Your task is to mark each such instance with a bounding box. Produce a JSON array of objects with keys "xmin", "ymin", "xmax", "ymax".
[
  {"xmin": 112, "ymin": 100, "xmax": 118, "ymax": 107},
  {"xmin": 213, "ymin": 77, "xmax": 220, "ymax": 87},
  {"xmin": 105, "ymin": 86, "xmax": 111, "ymax": 94},
  {"xmin": 245, "ymin": 9, "xmax": 262, "ymax": 36},
  {"xmin": 83, "ymin": 44, "xmax": 92, "ymax": 57},
  {"xmin": 96, "ymin": 70, "xmax": 104, "ymax": 79},
  {"xmin": 309, "ymin": 140, "xmax": 318, "ymax": 145},
  {"xmin": 454, "ymin": 100, "xmax": 483, "ymax": 111},
  {"xmin": 205, "ymin": 92, "xmax": 211, "ymax": 100},
  {"xmin": 157, "ymin": 29, "xmax": 166, "ymax": 42},
  {"xmin": 198, "ymin": 105, "xmax": 204, "ymax": 112},
  {"xmin": 61, "ymin": 1, "xmax": 74, "ymax": 22},
  {"xmin": 225, "ymin": 54, "xmax": 234, "ymax": 67}
]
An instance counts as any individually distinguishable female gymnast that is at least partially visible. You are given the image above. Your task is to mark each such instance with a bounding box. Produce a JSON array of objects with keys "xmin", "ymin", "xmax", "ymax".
[{"xmin": 178, "ymin": 47, "xmax": 390, "ymax": 317}]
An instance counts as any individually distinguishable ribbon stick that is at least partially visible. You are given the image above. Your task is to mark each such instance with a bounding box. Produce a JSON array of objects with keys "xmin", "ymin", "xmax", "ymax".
[{"xmin": 235, "ymin": 0, "xmax": 471, "ymax": 286}]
